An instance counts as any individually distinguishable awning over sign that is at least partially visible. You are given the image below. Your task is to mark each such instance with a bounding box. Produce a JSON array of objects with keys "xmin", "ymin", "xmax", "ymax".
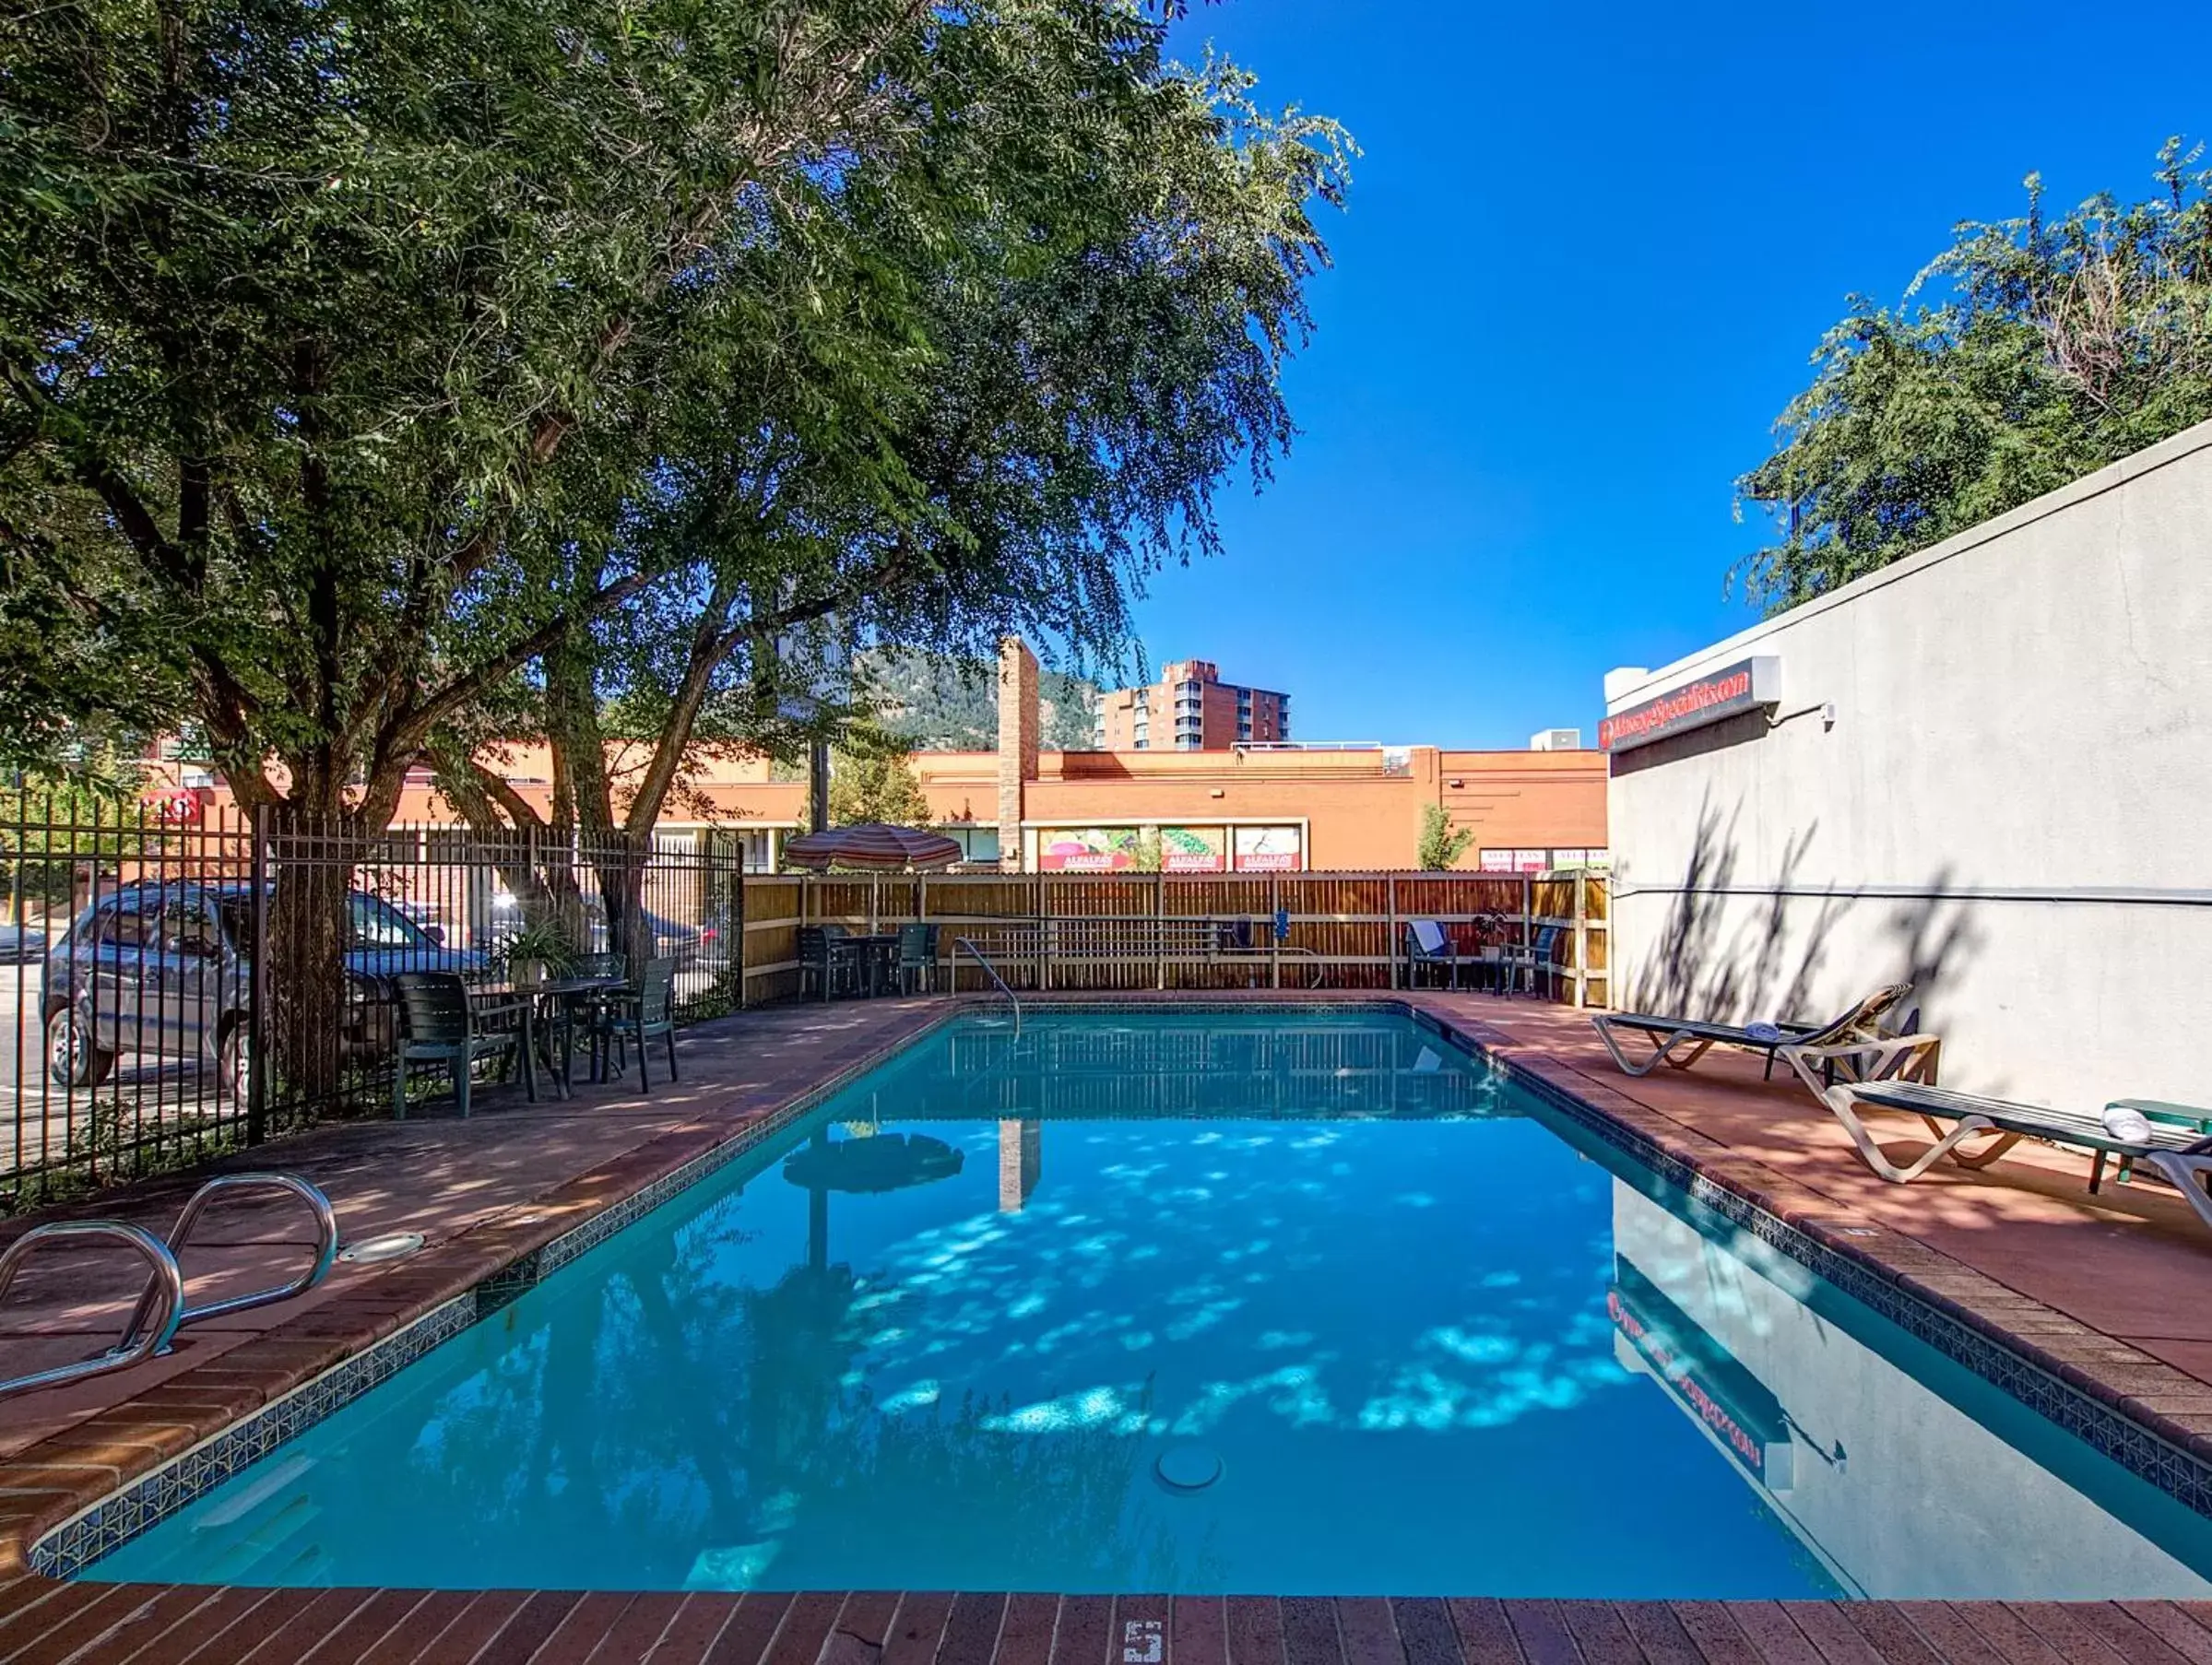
[{"xmin": 1601, "ymin": 656, "xmax": 1781, "ymax": 753}]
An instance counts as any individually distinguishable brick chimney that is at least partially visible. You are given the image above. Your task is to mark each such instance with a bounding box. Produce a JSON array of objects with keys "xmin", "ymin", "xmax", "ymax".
[{"xmin": 997, "ymin": 636, "xmax": 1039, "ymax": 871}]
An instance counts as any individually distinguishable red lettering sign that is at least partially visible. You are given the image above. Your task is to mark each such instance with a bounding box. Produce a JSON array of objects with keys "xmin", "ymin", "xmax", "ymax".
[{"xmin": 1601, "ymin": 658, "xmax": 1779, "ymax": 753}]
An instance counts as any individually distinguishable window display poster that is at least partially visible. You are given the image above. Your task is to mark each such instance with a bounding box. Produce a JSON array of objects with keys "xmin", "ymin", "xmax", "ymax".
[
  {"xmin": 1039, "ymin": 828, "xmax": 1141, "ymax": 871},
  {"xmin": 1233, "ymin": 825, "xmax": 1303, "ymax": 872},
  {"xmin": 1160, "ymin": 827, "xmax": 1227, "ymax": 873}
]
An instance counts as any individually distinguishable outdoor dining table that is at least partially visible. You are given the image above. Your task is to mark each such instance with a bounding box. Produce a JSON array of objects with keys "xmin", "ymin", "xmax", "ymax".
[
  {"xmin": 467, "ymin": 975, "xmax": 630, "ymax": 1098},
  {"xmin": 830, "ymin": 934, "xmax": 902, "ymax": 999}
]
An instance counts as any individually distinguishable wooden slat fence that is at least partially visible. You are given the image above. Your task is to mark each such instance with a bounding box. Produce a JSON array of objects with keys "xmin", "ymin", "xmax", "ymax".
[{"xmin": 739, "ymin": 871, "xmax": 1610, "ymax": 1008}]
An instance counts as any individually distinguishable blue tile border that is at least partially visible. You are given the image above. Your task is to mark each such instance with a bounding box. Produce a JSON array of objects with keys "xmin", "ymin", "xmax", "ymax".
[{"xmin": 34, "ymin": 993, "xmax": 2212, "ymax": 1577}]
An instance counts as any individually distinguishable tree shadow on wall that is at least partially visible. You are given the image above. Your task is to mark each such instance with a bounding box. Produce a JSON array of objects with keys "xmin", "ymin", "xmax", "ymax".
[{"xmin": 1625, "ymin": 788, "xmax": 1981, "ymax": 1032}]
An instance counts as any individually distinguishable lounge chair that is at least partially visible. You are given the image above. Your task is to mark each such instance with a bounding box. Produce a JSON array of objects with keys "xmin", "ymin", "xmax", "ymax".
[
  {"xmin": 1404, "ymin": 920, "xmax": 1482, "ymax": 990},
  {"xmin": 1591, "ymin": 982, "xmax": 1912, "ymax": 1080},
  {"xmin": 1818, "ymin": 1080, "xmax": 2212, "ymax": 1229}
]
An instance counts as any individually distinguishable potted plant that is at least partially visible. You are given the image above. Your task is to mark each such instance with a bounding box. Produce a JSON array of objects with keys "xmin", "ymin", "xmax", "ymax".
[{"xmin": 503, "ymin": 916, "xmax": 576, "ymax": 990}]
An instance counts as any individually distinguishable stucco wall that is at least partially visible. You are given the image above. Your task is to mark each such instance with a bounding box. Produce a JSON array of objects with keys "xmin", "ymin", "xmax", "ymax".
[{"xmin": 1605, "ymin": 418, "xmax": 2212, "ymax": 1106}]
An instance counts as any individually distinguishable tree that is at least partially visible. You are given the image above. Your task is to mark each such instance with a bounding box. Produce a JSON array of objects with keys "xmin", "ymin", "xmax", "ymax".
[
  {"xmin": 1735, "ymin": 139, "xmax": 2212, "ymax": 611},
  {"xmin": 3, "ymin": 0, "xmax": 1343, "ymax": 1083},
  {"xmin": 1416, "ymin": 803, "xmax": 1475, "ymax": 871},
  {"xmin": 827, "ymin": 744, "xmax": 930, "ymax": 829},
  {"xmin": 420, "ymin": 36, "xmax": 1347, "ymax": 962}
]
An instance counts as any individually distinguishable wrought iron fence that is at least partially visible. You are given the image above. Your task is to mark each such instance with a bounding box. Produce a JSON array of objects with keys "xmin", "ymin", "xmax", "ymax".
[{"xmin": 0, "ymin": 799, "xmax": 746, "ymax": 1209}]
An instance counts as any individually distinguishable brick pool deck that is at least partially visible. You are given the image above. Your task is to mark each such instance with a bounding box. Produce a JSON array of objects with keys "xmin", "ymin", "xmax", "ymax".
[{"xmin": 0, "ymin": 991, "xmax": 2207, "ymax": 1661}]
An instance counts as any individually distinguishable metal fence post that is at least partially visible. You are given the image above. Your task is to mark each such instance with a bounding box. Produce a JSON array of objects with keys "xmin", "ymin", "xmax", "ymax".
[{"xmin": 246, "ymin": 803, "xmax": 269, "ymax": 1147}]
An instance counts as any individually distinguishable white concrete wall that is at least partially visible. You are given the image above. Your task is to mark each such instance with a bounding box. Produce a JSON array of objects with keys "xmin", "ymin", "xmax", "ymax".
[{"xmin": 1605, "ymin": 419, "xmax": 2212, "ymax": 1106}]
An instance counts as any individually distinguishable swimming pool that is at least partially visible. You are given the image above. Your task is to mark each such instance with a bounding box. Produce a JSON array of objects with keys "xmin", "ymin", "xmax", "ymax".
[{"xmin": 78, "ymin": 1009, "xmax": 2212, "ymax": 1597}]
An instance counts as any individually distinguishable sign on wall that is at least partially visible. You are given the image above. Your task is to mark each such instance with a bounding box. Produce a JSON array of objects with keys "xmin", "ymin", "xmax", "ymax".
[
  {"xmin": 1039, "ymin": 828, "xmax": 1141, "ymax": 871},
  {"xmin": 1600, "ymin": 656, "xmax": 1781, "ymax": 753},
  {"xmin": 1159, "ymin": 827, "xmax": 1226, "ymax": 873},
  {"xmin": 1233, "ymin": 826, "xmax": 1303, "ymax": 872}
]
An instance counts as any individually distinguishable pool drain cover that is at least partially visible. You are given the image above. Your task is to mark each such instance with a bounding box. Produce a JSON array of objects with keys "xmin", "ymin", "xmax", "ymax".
[
  {"xmin": 338, "ymin": 1232, "xmax": 425, "ymax": 1265},
  {"xmin": 1155, "ymin": 1444, "xmax": 1224, "ymax": 1493}
]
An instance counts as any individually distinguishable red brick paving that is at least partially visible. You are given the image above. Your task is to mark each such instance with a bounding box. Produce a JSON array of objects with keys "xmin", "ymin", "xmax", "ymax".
[{"xmin": 0, "ymin": 992, "xmax": 2209, "ymax": 1659}]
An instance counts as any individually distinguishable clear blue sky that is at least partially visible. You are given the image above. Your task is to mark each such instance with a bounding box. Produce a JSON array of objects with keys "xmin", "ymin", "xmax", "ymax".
[{"xmin": 1130, "ymin": 0, "xmax": 2212, "ymax": 749}]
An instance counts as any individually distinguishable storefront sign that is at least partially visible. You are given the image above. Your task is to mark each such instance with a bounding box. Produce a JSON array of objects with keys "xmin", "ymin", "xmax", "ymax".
[
  {"xmin": 1232, "ymin": 826, "xmax": 1303, "ymax": 872},
  {"xmin": 1600, "ymin": 656, "xmax": 1780, "ymax": 753},
  {"xmin": 1159, "ymin": 827, "xmax": 1226, "ymax": 874}
]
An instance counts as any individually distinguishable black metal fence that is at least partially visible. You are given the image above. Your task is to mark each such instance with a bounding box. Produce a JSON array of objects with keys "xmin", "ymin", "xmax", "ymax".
[{"xmin": 0, "ymin": 797, "xmax": 746, "ymax": 1209}]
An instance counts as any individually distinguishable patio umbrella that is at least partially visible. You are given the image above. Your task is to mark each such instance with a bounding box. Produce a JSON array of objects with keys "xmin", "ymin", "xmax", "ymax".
[{"xmin": 781, "ymin": 822, "xmax": 964, "ymax": 872}]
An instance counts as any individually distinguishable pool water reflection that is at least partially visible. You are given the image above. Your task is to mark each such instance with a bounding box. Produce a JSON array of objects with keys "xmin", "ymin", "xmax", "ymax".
[{"xmin": 88, "ymin": 1010, "xmax": 2212, "ymax": 1597}]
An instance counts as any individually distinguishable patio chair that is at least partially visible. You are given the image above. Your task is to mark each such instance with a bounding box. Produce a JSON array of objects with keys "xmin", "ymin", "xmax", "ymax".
[
  {"xmin": 798, "ymin": 925, "xmax": 857, "ymax": 1001},
  {"xmin": 571, "ymin": 951, "xmax": 626, "ymax": 981},
  {"xmin": 896, "ymin": 923, "xmax": 940, "ymax": 994},
  {"xmin": 589, "ymin": 957, "xmax": 680, "ymax": 1092},
  {"xmin": 392, "ymin": 972, "xmax": 531, "ymax": 1119},
  {"xmin": 1404, "ymin": 920, "xmax": 1482, "ymax": 990},
  {"xmin": 1591, "ymin": 982, "xmax": 1912, "ymax": 1081},
  {"xmin": 1818, "ymin": 1080, "xmax": 2212, "ymax": 1226}
]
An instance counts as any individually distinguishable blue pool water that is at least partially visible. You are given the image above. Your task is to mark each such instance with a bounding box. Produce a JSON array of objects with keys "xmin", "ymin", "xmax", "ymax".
[{"xmin": 89, "ymin": 1010, "xmax": 2212, "ymax": 1597}]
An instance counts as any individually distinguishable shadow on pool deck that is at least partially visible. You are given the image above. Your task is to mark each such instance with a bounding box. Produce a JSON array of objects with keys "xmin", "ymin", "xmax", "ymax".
[{"xmin": 0, "ymin": 996, "xmax": 949, "ymax": 1458}]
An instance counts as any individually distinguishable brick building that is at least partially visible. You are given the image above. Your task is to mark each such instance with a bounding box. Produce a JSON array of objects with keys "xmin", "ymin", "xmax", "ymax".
[{"xmin": 1094, "ymin": 659, "xmax": 1291, "ymax": 750}]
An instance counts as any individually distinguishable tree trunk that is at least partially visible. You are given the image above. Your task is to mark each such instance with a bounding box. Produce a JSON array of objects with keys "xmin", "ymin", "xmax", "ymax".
[{"xmin": 266, "ymin": 807, "xmax": 360, "ymax": 1117}]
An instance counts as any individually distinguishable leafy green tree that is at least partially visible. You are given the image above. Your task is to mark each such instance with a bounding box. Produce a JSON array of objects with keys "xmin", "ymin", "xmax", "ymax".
[
  {"xmin": 1416, "ymin": 803, "xmax": 1475, "ymax": 871},
  {"xmin": 420, "ymin": 36, "xmax": 1346, "ymax": 960},
  {"xmin": 826, "ymin": 744, "xmax": 931, "ymax": 829},
  {"xmin": 1736, "ymin": 139, "xmax": 2212, "ymax": 610},
  {"xmin": 2, "ymin": 0, "xmax": 1343, "ymax": 1080}
]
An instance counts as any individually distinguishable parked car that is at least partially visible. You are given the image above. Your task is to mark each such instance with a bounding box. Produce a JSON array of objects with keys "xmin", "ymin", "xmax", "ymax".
[
  {"xmin": 591, "ymin": 903, "xmax": 705, "ymax": 969},
  {"xmin": 0, "ymin": 923, "xmax": 45, "ymax": 965},
  {"xmin": 41, "ymin": 881, "xmax": 483, "ymax": 1093}
]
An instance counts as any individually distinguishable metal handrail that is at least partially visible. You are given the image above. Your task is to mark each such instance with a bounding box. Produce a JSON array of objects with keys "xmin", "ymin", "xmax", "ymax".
[
  {"xmin": 119, "ymin": 1173, "xmax": 340, "ymax": 1345},
  {"xmin": 0, "ymin": 1222, "xmax": 184, "ymax": 1399},
  {"xmin": 952, "ymin": 937, "xmax": 1022, "ymax": 1037}
]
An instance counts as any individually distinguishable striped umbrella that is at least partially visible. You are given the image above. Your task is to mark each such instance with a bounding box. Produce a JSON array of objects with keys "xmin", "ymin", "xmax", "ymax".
[{"xmin": 781, "ymin": 822, "xmax": 966, "ymax": 872}]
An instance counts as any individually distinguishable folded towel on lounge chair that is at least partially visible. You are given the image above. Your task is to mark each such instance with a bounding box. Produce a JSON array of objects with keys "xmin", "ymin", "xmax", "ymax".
[{"xmin": 2103, "ymin": 1104, "xmax": 2155, "ymax": 1142}]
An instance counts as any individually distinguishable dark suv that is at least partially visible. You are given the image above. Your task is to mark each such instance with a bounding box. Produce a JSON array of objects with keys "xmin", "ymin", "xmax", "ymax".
[{"xmin": 41, "ymin": 881, "xmax": 481, "ymax": 1093}]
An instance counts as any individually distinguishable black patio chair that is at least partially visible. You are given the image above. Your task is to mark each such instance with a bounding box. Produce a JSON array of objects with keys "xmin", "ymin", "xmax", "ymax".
[
  {"xmin": 798, "ymin": 925, "xmax": 857, "ymax": 1001},
  {"xmin": 896, "ymin": 923, "xmax": 940, "ymax": 994},
  {"xmin": 393, "ymin": 972, "xmax": 531, "ymax": 1119},
  {"xmin": 590, "ymin": 957, "xmax": 680, "ymax": 1092}
]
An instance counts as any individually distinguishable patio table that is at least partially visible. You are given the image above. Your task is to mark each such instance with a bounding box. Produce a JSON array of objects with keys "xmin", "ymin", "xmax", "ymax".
[
  {"xmin": 825, "ymin": 934, "xmax": 900, "ymax": 999},
  {"xmin": 468, "ymin": 977, "xmax": 628, "ymax": 1098}
]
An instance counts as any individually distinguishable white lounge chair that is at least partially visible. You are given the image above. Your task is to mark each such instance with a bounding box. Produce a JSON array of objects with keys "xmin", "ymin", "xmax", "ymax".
[
  {"xmin": 1404, "ymin": 920, "xmax": 1483, "ymax": 990},
  {"xmin": 1815, "ymin": 1080, "xmax": 2212, "ymax": 1231},
  {"xmin": 1591, "ymin": 982, "xmax": 1913, "ymax": 1080}
]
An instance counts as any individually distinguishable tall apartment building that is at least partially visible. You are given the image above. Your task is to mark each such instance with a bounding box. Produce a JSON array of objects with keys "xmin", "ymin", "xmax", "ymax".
[{"xmin": 1093, "ymin": 659, "xmax": 1291, "ymax": 751}]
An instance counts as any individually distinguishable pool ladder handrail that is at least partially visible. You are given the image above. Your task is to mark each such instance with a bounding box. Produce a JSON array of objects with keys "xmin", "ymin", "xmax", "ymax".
[
  {"xmin": 0, "ymin": 1173, "xmax": 339, "ymax": 1401},
  {"xmin": 952, "ymin": 937, "xmax": 1022, "ymax": 1037}
]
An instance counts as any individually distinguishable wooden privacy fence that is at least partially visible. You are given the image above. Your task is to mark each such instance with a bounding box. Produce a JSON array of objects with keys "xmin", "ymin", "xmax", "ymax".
[{"xmin": 739, "ymin": 871, "xmax": 1609, "ymax": 1008}]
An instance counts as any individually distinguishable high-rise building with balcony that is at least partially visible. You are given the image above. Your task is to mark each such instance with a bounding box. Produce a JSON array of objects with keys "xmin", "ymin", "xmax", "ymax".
[{"xmin": 1093, "ymin": 659, "xmax": 1291, "ymax": 750}]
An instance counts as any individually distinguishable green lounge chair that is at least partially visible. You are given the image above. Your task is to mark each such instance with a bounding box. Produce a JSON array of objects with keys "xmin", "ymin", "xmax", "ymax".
[{"xmin": 1820, "ymin": 1080, "xmax": 2212, "ymax": 1229}]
